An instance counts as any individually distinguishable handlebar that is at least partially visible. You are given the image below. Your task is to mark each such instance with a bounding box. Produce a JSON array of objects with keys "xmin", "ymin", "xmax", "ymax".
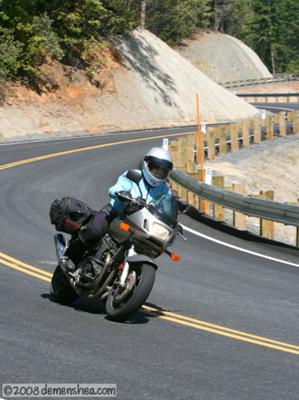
[
  {"xmin": 116, "ymin": 192, "xmax": 147, "ymax": 209},
  {"xmin": 116, "ymin": 191, "xmax": 133, "ymax": 202}
]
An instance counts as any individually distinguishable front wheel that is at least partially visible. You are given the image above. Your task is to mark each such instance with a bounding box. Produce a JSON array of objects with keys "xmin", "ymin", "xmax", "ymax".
[
  {"xmin": 50, "ymin": 265, "xmax": 79, "ymax": 305},
  {"xmin": 106, "ymin": 263, "xmax": 156, "ymax": 322}
]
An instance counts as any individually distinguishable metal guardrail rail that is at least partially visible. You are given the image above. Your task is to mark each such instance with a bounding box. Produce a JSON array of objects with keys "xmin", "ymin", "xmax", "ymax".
[
  {"xmin": 237, "ymin": 93, "xmax": 299, "ymax": 98},
  {"xmin": 170, "ymin": 169, "xmax": 299, "ymax": 227},
  {"xmin": 219, "ymin": 74, "xmax": 299, "ymax": 88}
]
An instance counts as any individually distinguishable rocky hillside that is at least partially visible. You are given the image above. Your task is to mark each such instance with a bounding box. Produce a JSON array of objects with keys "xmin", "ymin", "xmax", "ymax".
[
  {"xmin": 176, "ymin": 32, "xmax": 272, "ymax": 83},
  {"xmin": 0, "ymin": 29, "xmax": 258, "ymax": 141}
]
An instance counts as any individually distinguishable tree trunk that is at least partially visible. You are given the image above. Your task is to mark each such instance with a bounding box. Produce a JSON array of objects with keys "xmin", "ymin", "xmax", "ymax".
[
  {"xmin": 271, "ymin": 47, "xmax": 276, "ymax": 74},
  {"xmin": 141, "ymin": 0, "xmax": 146, "ymax": 29}
]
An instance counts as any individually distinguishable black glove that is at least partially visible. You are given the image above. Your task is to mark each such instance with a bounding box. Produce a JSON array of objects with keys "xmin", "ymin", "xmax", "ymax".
[
  {"xmin": 125, "ymin": 197, "xmax": 145, "ymax": 214},
  {"xmin": 116, "ymin": 191, "xmax": 132, "ymax": 202}
]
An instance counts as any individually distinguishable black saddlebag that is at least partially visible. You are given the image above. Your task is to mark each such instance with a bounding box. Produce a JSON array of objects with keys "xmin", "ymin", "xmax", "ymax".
[{"xmin": 50, "ymin": 197, "xmax": 94, "ymax": 234}]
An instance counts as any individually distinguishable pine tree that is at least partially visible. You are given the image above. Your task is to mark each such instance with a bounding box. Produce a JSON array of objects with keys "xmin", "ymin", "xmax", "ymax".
[{"xmin": 146, "ymin": 0, "xmax": 210, "ymax": 43}]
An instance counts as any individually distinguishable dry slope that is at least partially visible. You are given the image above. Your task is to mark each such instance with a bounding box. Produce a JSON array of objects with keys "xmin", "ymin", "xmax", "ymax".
[
  {"xmin": 0, "ymin": 29, "xmax": 258, "ymax": 140},
  {"xmin": 176, "ymin": 32, "xmax": 272, "ymax": 83}
]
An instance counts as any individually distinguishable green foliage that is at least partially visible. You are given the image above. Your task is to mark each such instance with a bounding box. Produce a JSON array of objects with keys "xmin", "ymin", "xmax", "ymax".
[
  {"xmin": 271, "ymin": 0, "xmax": 299, "ymax": 73},
  {"xmin": 208, "ymin": 0, "xmax": 299, "ymax": 74},
  {"xmin": 0, "ymin": 33, "xmax": 23, "ymax": 78},
  {"xmin": 0, "ymin": 0, "xmax": 297, "ymax": 83},
  {"xmin": 82, "ymin": 38, "xmax": 108, "ymax": 80},
  {"xmin": 101, "ymin": 0, "xmax": 141, "ymax": 33},
  {"xmin": 26, "ymin": 13, "xmax": 64, "ymax": 64},
  {"xmin": 146, "ymin": 0, "xmax": 210, "ymax": 43}
]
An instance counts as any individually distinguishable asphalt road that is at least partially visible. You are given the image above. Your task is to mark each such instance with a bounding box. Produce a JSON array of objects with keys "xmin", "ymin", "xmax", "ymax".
[
  {"xmin": 0, "ymin": 130, "xmax": 298, "ymax": 400},
  {"xmin": 252, "ymin": 102, "xmax": 299, "ymax": 112}
]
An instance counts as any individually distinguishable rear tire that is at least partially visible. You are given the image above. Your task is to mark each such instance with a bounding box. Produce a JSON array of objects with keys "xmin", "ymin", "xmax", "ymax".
[
  {"xmin": 106, "ymin": 263, "xmax": 156, "ymax": 322},
  {"xmin": 50, "ymin": 265, "xmax": 78, "ymax": 305}
]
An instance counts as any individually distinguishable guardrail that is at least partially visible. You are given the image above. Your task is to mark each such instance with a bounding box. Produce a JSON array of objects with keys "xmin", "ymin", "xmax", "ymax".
[
  {"xmin": 170, "ymin": 169, "xmax": 299, "ymax": 227},
  {"xmin": 237, "ymin": 93, "xmax": 299, "ymax": 103},
  {"xmin": 167, "ymin": 111, "xmax": 299, "ymax": 245},
  {"xmin": 168, "ymin": 111, "xmax": 299, "ymax": 162},
  {"xmin": 219, "ymin": 74, "xmax": 299, "ymax": 89}
]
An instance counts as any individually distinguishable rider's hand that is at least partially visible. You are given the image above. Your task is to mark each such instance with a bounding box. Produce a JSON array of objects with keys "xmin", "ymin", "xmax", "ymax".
[
  {"xmin": 125, "ymin": 196, "xmax": 145, "ymax": 213},
  {"xmin": 117, "ymin": 191, "xmax": 132, "ymax": 201}
]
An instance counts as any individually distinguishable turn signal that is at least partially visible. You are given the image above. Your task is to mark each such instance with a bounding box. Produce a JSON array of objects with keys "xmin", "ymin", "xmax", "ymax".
[
  {"xmin": 119, "ymin": 222, "xmax": 130, "ymax": 232},
  {"xmin": 170, "ymin": 252, "xmax": 180, "ymax": 262}
]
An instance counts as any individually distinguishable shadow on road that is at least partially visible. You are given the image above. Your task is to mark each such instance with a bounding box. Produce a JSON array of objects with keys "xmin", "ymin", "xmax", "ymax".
[{"xmin": 41, "ymin": 294, "xmax": 166, "ymax": 325}]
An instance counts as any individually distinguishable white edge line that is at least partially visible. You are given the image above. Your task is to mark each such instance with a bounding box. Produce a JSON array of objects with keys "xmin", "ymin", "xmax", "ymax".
[{"xmin": 181, "ymin": 224, "xmax": 299, "ymax": 268}]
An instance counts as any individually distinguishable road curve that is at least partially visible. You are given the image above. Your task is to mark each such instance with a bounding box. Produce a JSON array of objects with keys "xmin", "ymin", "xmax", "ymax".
[{"xmin": 0, "ymin": 130, "xmax": 298, "ymax": 400}]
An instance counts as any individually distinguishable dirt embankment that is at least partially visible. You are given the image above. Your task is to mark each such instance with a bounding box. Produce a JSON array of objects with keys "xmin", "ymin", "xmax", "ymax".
[
  {"xmin": 176, "ymin": 31, "xmax": 272, "ymax": 83},
  {"xmin": 0, "ymin": 29, "xmax": 258, "ymax": 141}
]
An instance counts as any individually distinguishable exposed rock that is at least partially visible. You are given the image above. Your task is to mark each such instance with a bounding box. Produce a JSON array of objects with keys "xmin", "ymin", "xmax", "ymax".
[{"xmin": 176, "ymin": 32, "xmax": 272, "ymax": 83}]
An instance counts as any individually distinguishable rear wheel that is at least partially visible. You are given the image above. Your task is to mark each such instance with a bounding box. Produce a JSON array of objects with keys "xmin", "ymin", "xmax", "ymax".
[
  {"xmin": 106, "ymin": 263, "xmax": 156, "ymax": 322},
  {"xmin": 50, "ymin": 265, "xmax": 78, "ymax": 305}
]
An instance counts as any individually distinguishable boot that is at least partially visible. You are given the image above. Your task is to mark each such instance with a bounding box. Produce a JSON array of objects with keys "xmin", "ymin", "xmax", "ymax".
[{"xmin": 65, "ymin": 238, "xmax": 88, "ymax": 265}]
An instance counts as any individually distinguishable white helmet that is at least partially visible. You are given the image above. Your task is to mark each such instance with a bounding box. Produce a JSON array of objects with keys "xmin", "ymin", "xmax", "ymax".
[{"xmin": 142, "ymin": 147, "xmax": 173, "ymax": 187}]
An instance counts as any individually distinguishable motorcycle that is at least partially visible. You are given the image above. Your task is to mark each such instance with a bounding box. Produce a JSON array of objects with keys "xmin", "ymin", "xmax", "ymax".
[{"xmin": 50, "ymin": 192, "xmax": 185, "ymax": 321}]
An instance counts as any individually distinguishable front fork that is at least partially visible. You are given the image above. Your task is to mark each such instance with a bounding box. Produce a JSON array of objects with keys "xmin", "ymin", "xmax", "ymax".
[{"xmin": 119, "ymin": 246, "xmax": 136, "ymax": 287}]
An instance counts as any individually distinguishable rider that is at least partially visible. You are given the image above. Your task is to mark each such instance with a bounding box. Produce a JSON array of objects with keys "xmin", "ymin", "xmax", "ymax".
[{"xmin": 62, "ymin": 146, "xmax": 173, "ymax": 270}]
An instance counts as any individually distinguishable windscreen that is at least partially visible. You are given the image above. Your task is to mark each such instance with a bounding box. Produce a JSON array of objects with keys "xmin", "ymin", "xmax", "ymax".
[{"xmin": 148, "ymin": 193, "xmax": 178, "ymax": 227}]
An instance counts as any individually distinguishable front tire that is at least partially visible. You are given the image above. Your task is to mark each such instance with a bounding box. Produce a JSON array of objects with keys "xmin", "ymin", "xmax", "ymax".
[
  {"xmin": 106, "ymin": 263, "xmax": 156, "ymax": 322},
  {"xmin": 50, "ymin": 265, "xmax": 79, "ymax": 305}
]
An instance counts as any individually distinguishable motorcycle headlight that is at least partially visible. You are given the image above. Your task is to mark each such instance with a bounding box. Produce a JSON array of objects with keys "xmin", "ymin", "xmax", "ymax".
[{"xmin": 151, "ymin": 223, "xmax": 170, "ymax": 241}]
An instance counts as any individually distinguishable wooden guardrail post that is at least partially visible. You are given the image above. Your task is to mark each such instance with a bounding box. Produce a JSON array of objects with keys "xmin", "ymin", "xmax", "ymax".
[
  {"xmin": 175, "ymin": 139, "xmax": 188, "ymax": 201},
  {"xmin": 229, "ymin": 124, "xmax": 239, "ymax": 152},
  {"xmin": 232, "ymin": 184, "xmax": 246, "ymax": 230},
  {"xmin": 212, "ymin": 176, "xmax": 225, "ymax": 222},
  {"xmin": 259, "ymin": 190, "xmax": 274, "ymax": 240},
  {"xmin": 219, "ymin": 126, "xmax": 227, "ymax": 155},
  {"xmin": 168, "ymin": 141, "xmax": 179, "ymax": 195},
  {"xmin": 241, "ymin": 120, "xmax": 250, "ymax": 147},
  {"xmin": 179, "ymin": 185, "xmax": 188, "ymax": 203},
  {"xmin": 290, "ymin": 111, "xmax": 299, "ymax": 134},
  {"xmin": 176, "ymin": 139, "xmax": 185, "ymax": 171},
  {"xmin": 187, "ymin": 173, "xmax": 200, "ymax": 210},
  {"xmin": 265, "ymin": 114, "xmax": 274, "ymax": 140},
  {"xmin": 184, "ymin": 134, "xmax": 196, "ymax": 174},
  {"xmin": 253, "ymin": 117, "xmax": 261, "ymax": 143},
  {"xmin": 278, "ymin": 112, "xmax": 286, "ymax": 136},
  {"xmin": 169, "ymin": 141, "xmax": 179, "ymax": 167},
  {"xmin": 207, "ymin": 128, "xmax": 215, "ymax": 160}
]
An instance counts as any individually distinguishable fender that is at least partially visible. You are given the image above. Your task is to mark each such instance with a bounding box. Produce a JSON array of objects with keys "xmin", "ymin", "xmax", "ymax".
[{"xmin": 126, "ymin": 254, "xmax": 159, "ymax": 270}]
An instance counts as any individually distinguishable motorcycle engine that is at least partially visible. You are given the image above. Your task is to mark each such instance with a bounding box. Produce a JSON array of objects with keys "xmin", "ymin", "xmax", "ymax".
[{"xmin": 77, "ymin": 256, "xmax": 100, "ymax": 284}]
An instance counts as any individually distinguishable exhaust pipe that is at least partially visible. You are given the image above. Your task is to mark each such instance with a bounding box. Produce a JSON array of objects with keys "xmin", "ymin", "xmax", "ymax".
[{"xmin": 54, "ymin": 234, "xmax": 66, "ymax": 260}]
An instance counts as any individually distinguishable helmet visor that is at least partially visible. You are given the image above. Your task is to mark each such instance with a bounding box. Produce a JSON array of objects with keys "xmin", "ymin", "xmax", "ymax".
[{"xmin": 146, "ymin": 156, "xmax": 173, "ymax": 180}]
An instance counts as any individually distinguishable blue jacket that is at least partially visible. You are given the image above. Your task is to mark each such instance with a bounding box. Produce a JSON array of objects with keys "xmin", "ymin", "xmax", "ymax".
[{"xmin": 108, "ymin": 169, "xmax": 171, "ymax": 215}]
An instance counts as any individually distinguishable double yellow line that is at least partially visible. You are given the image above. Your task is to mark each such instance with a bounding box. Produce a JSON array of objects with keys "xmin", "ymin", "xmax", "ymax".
[
  {"xmin": 0, "ymin": 252, "xmax": 52, "ymax": 283},
  {"xmin": 142, "ymin": 305, "xmax": 299, "ymax": 355},
  {"xmin": 0, "ymin": 251, "xmax": 298, "ymax": 356},
  {"xmin": 0, "ymin": 131, "xmax": 191, "ymax": 172}
]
